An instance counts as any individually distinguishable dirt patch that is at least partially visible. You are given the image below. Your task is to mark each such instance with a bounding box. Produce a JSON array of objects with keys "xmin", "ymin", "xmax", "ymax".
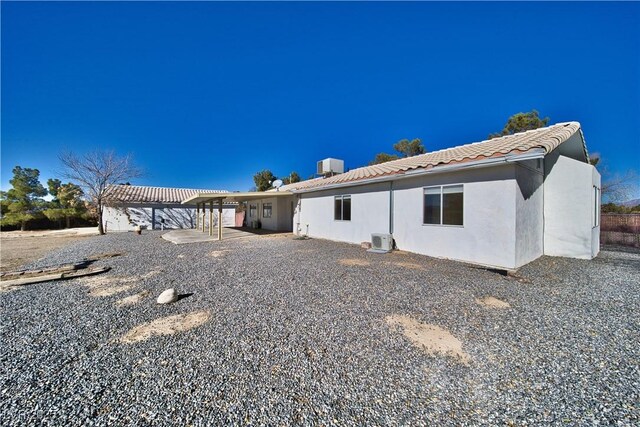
[
  {"xmin": 139, "ymin": 270, "xmax": 161, "ymax": 279},
  {"xmin": 209, "ymin": 250, "xmax": 228, "ymax": 258},
  {"xmin": 295, "ymin": 249, "xmax": 316, "ymax": 254},
  {"xmin": 78, "ymin": 271, "xmax": 158, "ymax": 297},
  {"xmin": 0, "ymin": 282, "xmax": 18, "ymax": 294},
  {"xmin": 389, "ymin": 261, "xmax": 425, "ymax": 270},
  {"xmin": 88, "ymin": 252, "xmax": 123, "ymax": 261},
  {"xmin": 339, "ymin": 258, "xmax": 371, "ymax": 267},
  {"xmin": 90, "ymin": 284, "xmax": 134, "ymax": 297},
  {"xmin": 177, "ymin": 254, "xmax": 186, "ymax": 259},
  {"xmin": 392, "ymin": 250, "xmax": 419, "ymax": 257},
  {"xmin": 116, "ymin": 290, "xmax": 151, "ymax": 307},
  {"xmin": 0, "ymin": 234, "xmax": 92, "ymax": 272},
  {"xmin": 264, "ymin": 233, "xmax": 293, "ymax": 239},
  {"xmin": 475, "ymin": 296, "xmax": 511, "ymax": 308},
  {"xmin": 119, "ymin": 311, "xmax": 211, "ymax": 344},
  {"xmin": 386, "ymin": 315, "xmax": 470, "ymax": 364},
  {"xmin": 79, "ymin": 275, "xmax": 136, "ymax": 297}
]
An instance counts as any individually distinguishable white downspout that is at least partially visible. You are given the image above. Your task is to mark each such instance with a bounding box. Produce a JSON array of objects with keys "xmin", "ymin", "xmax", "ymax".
[{"xmin": 389, "ymin": 181, "xmax": 394, "ymax": 235}]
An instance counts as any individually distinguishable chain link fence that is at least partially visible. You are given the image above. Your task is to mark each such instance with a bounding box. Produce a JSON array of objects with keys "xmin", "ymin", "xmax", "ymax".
[{"xmin": 601, "ymin": 214, "xmax": 640, "ymax": 247}]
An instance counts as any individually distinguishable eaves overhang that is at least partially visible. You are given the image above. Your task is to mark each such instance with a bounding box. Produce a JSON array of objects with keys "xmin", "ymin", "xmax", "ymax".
[
  {"xmin": 182, "ymin": 191, "xmax": 294, "ymax": 205},
  {"xmin": 290, "ymin": 149, "xmax": 546, "ymax": 194}
]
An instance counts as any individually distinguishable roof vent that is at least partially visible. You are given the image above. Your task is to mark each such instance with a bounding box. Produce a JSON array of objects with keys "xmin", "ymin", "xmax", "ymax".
[{"xmin": 316, "ymin": 158, "xmax": 344, "ymax": 177}]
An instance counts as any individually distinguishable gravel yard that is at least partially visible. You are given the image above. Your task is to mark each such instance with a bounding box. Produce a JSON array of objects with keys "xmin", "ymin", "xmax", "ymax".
[{"xmin": 1, "ymin": 231, "xmax": 638, "ymax": 425}]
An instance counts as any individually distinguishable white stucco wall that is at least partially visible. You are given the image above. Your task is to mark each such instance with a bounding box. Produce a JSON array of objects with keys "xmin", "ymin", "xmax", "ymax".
[
  {"xmin": 245, "ymin": 196, "xmax": 294, "ymax": 231},
  {"xmin": 543, "ymin": 153, "xmax": 600, "ymax": 259},
  {"xmin": 103, "ymin": 203, "xmax": 235, "ymax": 232},
  {"xmin": 277, "ymin": 196, "xmax": 294, "ymax": 231},
  {"xmin": 514, "ymin": 160, "xmax": 545, "ymax": 267},
  {"xmin": 294, "ymin": 167, "xmax": 530, "ymax": 269},
  {"xmin": 103, "ymin": 205, "xmax": 154, "ymax": 232},
  {"xmin": 290, "ymin": 150, "xmax": 597, "ymax": 269},
  {"xmin": 391, "ymin": 165, "xmax": 519, "ymax": 269},
  {"xmin": 591, "ymin": 166, "xmax": 601, "ymax": 257},
  {"xmin": 296, "ymin": 182, "xmax": 391, "ymax": 244}
]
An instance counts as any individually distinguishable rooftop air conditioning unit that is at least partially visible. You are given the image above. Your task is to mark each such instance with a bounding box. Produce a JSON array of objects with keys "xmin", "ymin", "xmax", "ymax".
[
  {"xmin": 317, "ymin": 158, "xmax": 344, "ymax": 176},
  {"xmin": 369, "ymin": 233, "xmax": 393, "ymax": 253}
]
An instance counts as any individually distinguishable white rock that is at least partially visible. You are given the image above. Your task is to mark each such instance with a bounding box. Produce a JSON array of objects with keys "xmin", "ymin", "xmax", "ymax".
[{"xmin": 157, "ymin": 288, "xmax": 178, "ymax": 304}]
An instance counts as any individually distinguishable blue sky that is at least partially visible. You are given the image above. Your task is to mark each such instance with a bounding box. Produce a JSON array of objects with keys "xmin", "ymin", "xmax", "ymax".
[{"xmin": 2, "ymin": 2, "xmax": 639, "ymax": 194}]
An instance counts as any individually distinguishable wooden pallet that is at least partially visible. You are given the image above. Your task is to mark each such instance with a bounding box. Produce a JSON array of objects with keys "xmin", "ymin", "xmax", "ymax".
[{"xmin": 1, "ymin": 264, "xmax": 111, "ymax": 289}]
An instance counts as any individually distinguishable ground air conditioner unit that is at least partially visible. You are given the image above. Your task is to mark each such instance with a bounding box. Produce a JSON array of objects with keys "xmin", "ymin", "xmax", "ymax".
[{"xmin": 369, "ymin": 233, "xmax": 393, "ymax": 253}]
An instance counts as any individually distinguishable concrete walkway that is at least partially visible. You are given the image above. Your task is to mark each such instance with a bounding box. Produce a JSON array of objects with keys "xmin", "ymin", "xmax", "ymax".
[{"xmin": 162, "ymin": 227, "xmax": 290, "ymax": 244}]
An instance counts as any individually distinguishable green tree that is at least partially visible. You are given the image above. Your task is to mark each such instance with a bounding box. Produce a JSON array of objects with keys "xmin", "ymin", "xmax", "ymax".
[
  {"xmin": 370, "ymin": 138, "xmax": 426, "ymax": 165},
  {"xmin": 253, "ymin": 169, "xmax": 277, "ymax": 192},
  {"xmin": 601, "ymin": 202, "xmax": 640, "ymax": 214},
  {"xmin": 369, "ymin": 153, "xmax": 400, "ymax": 165},
  {"xmin": 43, "ymin": 179, "xmax": 86, "ymax": 228},
  {"xmin": 489, "ymin": 110, "xmax": 549, "ymax": 139},
  {"xmin": 0, "ymin": 166, "xmax": 48, "ymax": 231},
  {"xmin": 282, "ymin": 171, "xmax": 301, "ymax": 185},
  {"xmin": 393, "ymin": 138, "xmax": 425, "ymax": 157}
]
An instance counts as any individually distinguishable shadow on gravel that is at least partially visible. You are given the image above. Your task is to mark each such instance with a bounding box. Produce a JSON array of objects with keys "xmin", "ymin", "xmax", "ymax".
[
  {"xmin": 177, "ymin": 293, "xmax": 194, "ymax": 301},
  {"xmin": 601, "ymin": 245, "xmax": 640, "ymax": 255},
  {"xmin": 595, "ymin": 249, "xmax": 640, "ymax": 269}
]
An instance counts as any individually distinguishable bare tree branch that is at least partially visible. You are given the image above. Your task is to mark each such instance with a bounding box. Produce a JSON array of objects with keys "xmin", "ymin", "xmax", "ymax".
[
  {"xmin": 59, "ymin": 150, "xmax": 143, "ymax": 234},
  {"xmin": 601, "ymin": 169, "xmax": 638, "ymax": 203}
]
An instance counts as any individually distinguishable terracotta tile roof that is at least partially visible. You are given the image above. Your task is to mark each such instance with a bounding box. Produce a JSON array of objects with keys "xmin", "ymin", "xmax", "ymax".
[
  {"xmin": 280, "ymin": 122, "xmax": 584, "ymax": 192},
  {"xmin": 104, "ymin": 185, "xmax": 228, "ymax": 204}
]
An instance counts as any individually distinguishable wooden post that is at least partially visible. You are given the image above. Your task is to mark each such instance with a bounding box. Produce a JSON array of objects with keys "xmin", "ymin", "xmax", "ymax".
[
  {"xmin": 196, "ymin": 203, "xmax": 200, "ymax": 230},
  {"xmin": 218, "ymin": 199, "xmax": 223, "ymax": 241},
  {"xmin": 209, "ymin": 201, "xmax": 213, "ymax": 237}
]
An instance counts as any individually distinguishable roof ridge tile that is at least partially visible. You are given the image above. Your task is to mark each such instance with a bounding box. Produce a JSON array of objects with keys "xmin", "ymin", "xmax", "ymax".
[{"xmin": 283, "ymin": 122, "xmax": 582, "ymax": 191}]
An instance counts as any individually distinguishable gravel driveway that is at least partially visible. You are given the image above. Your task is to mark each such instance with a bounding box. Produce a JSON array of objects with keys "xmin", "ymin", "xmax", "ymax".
[{"xmin": 1, "ymin": 231, "xmax": 638, "ymax": 425}]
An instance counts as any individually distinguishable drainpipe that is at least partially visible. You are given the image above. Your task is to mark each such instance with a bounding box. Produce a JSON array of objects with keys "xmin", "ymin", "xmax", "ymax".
[
  {"xmin": 295, "ymin": 195, "xmax": 301, "ymax": 235},
  {"xmin": 389, "ymin": 181, "xmax": 394, "ymax": 235}
]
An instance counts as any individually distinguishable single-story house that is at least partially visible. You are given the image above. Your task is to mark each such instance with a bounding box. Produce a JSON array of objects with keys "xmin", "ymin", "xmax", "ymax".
[
  {"xmin": 103, "ymin": 185, "xmax": 237, "ymax": 232},
  {"xmin": 184, "ymin": 122, "xmax": 600, "ymax": 270},
  {"xmin": 183, "ymin": 191, "xmax": 295, "ymax": 232}
]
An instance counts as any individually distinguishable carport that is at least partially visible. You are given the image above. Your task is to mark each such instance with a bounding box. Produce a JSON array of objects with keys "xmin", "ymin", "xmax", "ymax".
[{"xmin": 182, "ymin": 191, "xmax": 294, "ymax": 240}]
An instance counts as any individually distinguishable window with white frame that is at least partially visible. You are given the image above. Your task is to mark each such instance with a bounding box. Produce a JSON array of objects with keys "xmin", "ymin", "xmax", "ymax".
[
  {"xmin": 593, "ymin": 186, "xmax": 600, "ymax": 228},
  {"xmin": 249, "ymin": 204, "xmax": 257, "ymax": 218},
  {"xmin": 424, "ymin": 185, "xmax": 464, "ymax": 226},
  {"xmin": 334, "ymin": 195, "xmax": 351, "ymax": 221},
  {"xmin": 262, "ymin": 203, "xmax": 272, "ymax": 218}
]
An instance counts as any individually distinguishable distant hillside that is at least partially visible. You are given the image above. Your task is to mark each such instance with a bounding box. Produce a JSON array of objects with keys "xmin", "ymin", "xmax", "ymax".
[{"xmin": 622, "ymin": 199, "xmax": 640, "ymax": 207}]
